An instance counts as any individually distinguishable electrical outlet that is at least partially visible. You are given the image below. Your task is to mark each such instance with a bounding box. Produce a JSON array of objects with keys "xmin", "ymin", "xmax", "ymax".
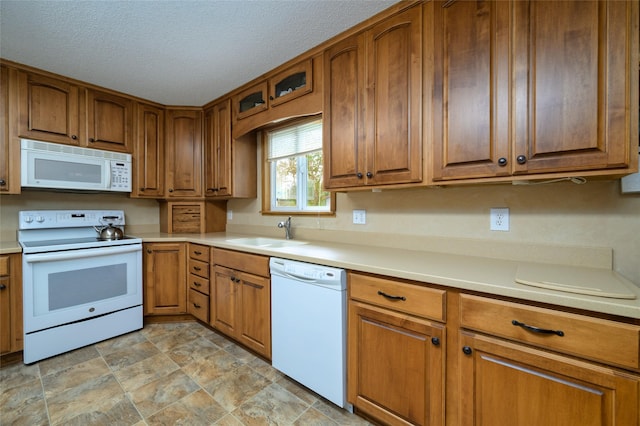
[
  {"xmin": 227, "ymin": 210, "xmax": 233, "ymax": 221},
  {"xmin": 353, "ymin": 209, "xmax": 366, "ymax": 225},
  {"xmin": 490, "ymin": 208, "xmax": 509, "ymax": 231}
]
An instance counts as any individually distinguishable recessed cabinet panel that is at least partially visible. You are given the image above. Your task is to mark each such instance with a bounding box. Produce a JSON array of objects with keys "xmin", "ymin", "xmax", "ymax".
[
  {"xmin": 165, "ymin": 109, "xmax": 203, "ymax": 198},
  {"xmin": 18, "ymin": 71, "xmax": 81, "ymax": 145},
  {"xmin": 133, "ymin": 103, "xmax": 164, "ymax": 197},
  {"xmin": 86, "ymin": 90, "xmax": 133, "ymax": 152},
  {"xmin": 431, "ymin": 0, "xmax": 510, "ymax": 180}
]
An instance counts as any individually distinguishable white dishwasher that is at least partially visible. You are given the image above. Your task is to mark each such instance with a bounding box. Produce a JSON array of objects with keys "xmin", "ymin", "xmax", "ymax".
[{"xmin": 269, "ymin": 257, "xmax": 350, "ymax": 409}]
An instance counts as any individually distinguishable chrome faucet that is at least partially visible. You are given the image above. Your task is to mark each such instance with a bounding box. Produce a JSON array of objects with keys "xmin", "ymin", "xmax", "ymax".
[{"xmin": 278, "ymin": 216, "xmax": 292, "ymax": 239}]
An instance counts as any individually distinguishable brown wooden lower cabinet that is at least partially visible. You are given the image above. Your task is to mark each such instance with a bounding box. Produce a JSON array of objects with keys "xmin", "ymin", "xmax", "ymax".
[
  {"xmin": 348, "ymin": 272, "xmax": 640, "ymax": 426},
  {"xmin": 210, "ymin": 248, "xmax": 271, "ymax": 359},
  {"xmin": 0, "ymin": 254, "xmax": 22, "ymax": 355},
  {"xmin": 143, "ymin": 242, "xmax": 186, "ymax": 315},
  {"xmin": 459, "ymin": 332, "xmax": 640, "ymax": 426}
]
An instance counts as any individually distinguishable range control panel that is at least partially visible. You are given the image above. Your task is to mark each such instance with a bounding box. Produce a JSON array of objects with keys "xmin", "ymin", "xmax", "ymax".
[{"xmin": 18, "ymin": 210, "xmax": 126, "ymax": 230}]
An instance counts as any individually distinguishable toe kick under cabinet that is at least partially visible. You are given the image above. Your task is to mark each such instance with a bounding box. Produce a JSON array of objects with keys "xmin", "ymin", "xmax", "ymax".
[{"xmin": 347, "ymin": 271, "xmax": 640, "ymax": 426}]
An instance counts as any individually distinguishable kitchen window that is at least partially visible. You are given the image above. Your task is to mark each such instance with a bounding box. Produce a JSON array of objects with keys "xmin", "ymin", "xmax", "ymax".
[{"xmin": 263, "ymin": 117, "xmax": 334, "ymax": 215}]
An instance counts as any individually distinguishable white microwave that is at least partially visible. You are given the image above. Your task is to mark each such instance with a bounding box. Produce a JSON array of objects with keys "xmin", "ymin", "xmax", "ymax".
[{"xmin": 21, "ymin": 139, "xmax": 132, "ymax": 192}]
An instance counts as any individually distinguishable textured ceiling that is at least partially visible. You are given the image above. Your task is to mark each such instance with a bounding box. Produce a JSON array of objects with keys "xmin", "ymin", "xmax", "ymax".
[{"xmin": 0, "ymin": 0, "xmax": 397, "ymax": 106}]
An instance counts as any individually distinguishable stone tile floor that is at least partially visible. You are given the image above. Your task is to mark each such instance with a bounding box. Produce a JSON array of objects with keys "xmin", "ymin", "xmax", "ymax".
[{"xmin": 0, "ymin": 322, "xmax": 372, "ymax": 425}]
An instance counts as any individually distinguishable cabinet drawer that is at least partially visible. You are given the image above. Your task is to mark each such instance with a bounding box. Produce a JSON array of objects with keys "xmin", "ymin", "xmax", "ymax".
[
  {"xmin": 0, "ymin": 256, "xmax": 9, "ymax": 276},
  {"xmin": 188, "ymin": 289, "xmax": 209, "ymax": 323},
  {"xmin": 189, "ymin": 274, "xmax": 210, "ymax": 295},
  {"xmin": 188, "ymin": 258, "xmax": 209, "ymax": 279},
  {"xmin": 212, "ymin": 248, "xmax": 269, "ymax": 278},
  {"xmin": 460, "ymin": 294, "xmax": 640, "ymax": 370},
  {"xmin": 349, "ymin": 272, "xmax": 446, "ymax": 322},
  {"xmin": 189, "ymin": 244, "xmax": 209, "ymax": 262}
]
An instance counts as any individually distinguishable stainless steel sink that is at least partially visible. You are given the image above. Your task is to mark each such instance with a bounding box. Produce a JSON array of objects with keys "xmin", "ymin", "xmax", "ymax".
[{"xmin": 225, "ymin": 237, "xmax": 308, "ymax": 248}]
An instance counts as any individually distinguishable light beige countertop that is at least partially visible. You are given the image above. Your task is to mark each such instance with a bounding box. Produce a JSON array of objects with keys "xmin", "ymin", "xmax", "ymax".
[{"xmin": 135, "ymin": 231, "xmax": 640, "ymax": 320}]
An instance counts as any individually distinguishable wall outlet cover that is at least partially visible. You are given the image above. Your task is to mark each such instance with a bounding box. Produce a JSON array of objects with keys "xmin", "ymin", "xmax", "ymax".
[
  {"xmin": 490, "ymin": 208, "xmax": 509, "ymax": 231},
  {"xmin": 353, "ymin": 209, "xmax": 366, "ymax": 225}
]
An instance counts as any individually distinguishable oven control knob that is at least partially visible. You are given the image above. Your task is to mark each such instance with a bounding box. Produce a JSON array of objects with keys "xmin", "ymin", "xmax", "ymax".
[
  {"xmin": 36, "ymin": 216, "xmax": 45, "ymax": 223},
  {"xmin": 24, "ymin": 216, "xmax": 33, "ymax": 223}
]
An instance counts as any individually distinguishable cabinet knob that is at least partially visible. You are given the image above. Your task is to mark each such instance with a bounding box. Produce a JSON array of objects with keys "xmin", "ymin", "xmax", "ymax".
[
  {"xmin": 89, "ymin": 138, "xmax": 96, "ymax": 143},
  {"xmin": 431, "ymin": 337, "xmax": 440, "ymax": 346},
  {"xmin": 516, "ymin": 155, "xmax": 527, "ymax": 165},
  {"xmin": 193, "ymin": 303, "xmax": 201, "ymax": 309},
  {"xmin": 168, "ymin": 188, "xmax": 174, "ymax": 193},
  {"xmin": 71, "ymin": 135, "xmax": 78, "ymax": 140},
  {"xmin": 269, "ymin": 95, "xmax": 274, "ymax": 101},
  {"xmin": 0, "ymin": 284, "xmax": 6, "ymax": 290},
  {"xmin": 366, "ymin": 172, "xmax": 373, "ymax": 178},
  {"xmin": 146, "ymin": 249, "xmax": 152, "ymax": 254},
  {"xmin": 356, "ymin": 172, "xmax": 363, "ymax": 179},
  {"xmin": 0, "ymin": 179, "xmax": 5, "ymax": 186},
  {"xmin": 462, "ymin": 346, "xmax": 473, "ymax": 355},
  {"xmin": 498, "ymin": 157, "xmax": 507, "ymax": 167}
]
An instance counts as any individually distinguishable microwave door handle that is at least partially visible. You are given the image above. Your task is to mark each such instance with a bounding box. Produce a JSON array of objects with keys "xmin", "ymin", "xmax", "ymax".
[
  {"xmin": 106, "ymin": 161, "xmax": 112, "ymax": 189},
  {"xmin": 24, "ymin": 245, "xmax": 141, "ymax": 263}
]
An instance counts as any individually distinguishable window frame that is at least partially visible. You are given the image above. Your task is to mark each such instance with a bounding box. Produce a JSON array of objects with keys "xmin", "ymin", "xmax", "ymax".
[{"xmin": 261, "ymin": 116, "xmax": 335, "ymax": 216}]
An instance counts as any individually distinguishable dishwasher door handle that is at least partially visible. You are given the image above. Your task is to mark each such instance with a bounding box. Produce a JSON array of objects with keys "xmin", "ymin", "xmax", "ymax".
[{"xmin": 271, "ymin": 270, "xmax": 319, "ymax": 284}]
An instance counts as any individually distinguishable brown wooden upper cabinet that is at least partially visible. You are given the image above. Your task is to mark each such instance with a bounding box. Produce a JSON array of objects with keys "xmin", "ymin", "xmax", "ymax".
[
  {"xmin": 234, "ymin": 81, "xmax": 268, "ymax": 121},
  {"xmin": 18, "ymin": 71, "xmax": 82, "ymax": 146},
  {"xmin": 165, "ymin": 108, "xmax": 203, "ymax": 198},
  {"xmin": 85, "ymin": 88, "xmax": 133, "ymax": 153},
  {"xmin": 268, "ymin": 59, "xmax": 313, "ymax": 108},
  {"xmin": 204, "ymin": 99, "xmax": 232, "ymax": 198},
  {"xmin": 324, "ymin": 5, "xmax": 423, "ymax": 190},
  {"xmin": 17, "ymin": 71, "xmax": 133, "ymax": 153},
  {"xmin": 204, "ymin": 98, "xmax": 257, "ymax": 199},
  {"xmin": 0, "ymin": 65, "xmax": 19, "ymax": 194},
  {"xmin": 132, "ymin": 102, "xmax": 164, "ymax": 198},
  {"xmin": 430, "ymin": 0, "xmax": 637, "ymax": 182},
  {"xmin": 233, "ymin": 59, "xmax": 314, "ymax": 122}
]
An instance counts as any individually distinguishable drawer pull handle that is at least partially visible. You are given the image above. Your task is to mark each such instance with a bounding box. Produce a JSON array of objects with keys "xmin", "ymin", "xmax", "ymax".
[
  {"xmin": 193, "ymin": 282, "xmax": 201, "ymax": 287},
  {"xmin": 194, "ymin": 251, "xmax": 202, "ymax": 255},
  {"xmin": 193, "ymin": 266, "xmax": 201, "ymax": 271},
  {"xmin": 193, "ymin": 303, "xmax": 201, "ymax": 308},
  {"xmin": 377, "ymin": 290, "xmax": 406, "ymax": 301},
  {"xmin": 512, "ymin": 320, "xmax": 564, "ymax": 337}
]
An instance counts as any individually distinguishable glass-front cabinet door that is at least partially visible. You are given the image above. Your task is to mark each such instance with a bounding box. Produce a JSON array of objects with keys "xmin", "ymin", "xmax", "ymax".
[
  {"xmin": 235, "ymin": 82, "xmax": 268, "ymax": 120},
  {"xmin": 268, "ymin": 59, "xmax": 312, "ymax": 107}
]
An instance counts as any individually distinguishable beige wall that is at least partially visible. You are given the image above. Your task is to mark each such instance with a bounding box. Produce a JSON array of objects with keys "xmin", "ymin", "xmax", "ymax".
[
  {"xmin": 2, "ymin": 175, "xmax": 638, "ymax": 286},
  {"xmin": 228, "ymin": 179, "xmax": 640, "ymax": 285}
]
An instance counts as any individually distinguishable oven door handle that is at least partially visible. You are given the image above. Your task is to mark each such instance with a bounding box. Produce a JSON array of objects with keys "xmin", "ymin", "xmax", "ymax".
[{"xmin": 24, "ymin": 244, "xmax": 141, "ymax": 263}]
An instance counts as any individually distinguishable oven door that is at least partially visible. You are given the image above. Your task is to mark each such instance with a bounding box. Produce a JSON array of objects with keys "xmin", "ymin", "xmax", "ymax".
[{"xmin": 23, "ymin": 244, "xmax": 142, "ymax": 333}]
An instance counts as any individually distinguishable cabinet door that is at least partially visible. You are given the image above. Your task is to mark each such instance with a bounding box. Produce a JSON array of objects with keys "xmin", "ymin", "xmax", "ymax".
[
  {"xmin": 204, "ymin": 100, "xmax": 232, "ymax": 198},
  {"xmin": 348, "ymin": 301, "xmax": 445, "ymax": 426},
  {"xmin": 18, "ymin": 71, "xmax": 81, "ymax": 145},
  {"xmin": 431, "ymin": 1, "xmax": 511, "ymax": 180},
  {"xmin": 211, "ymin": 265, "xmax": 237, "ymax": 336},
  {"xmin": 237, "ymin": 271, "xmax": 271, "ymax": 358},
  {"xmin": 459, "ymin": 332, "xmax": 640, "ymax": 426},
  {"xmin": 133, "ymin": 103, "xmax": 164, "ymax": 197},
  {"xmin": 0, "ymin": 65, "xmax": 19, "ymax": 194},
  {"xmin": 364, "ymin": 6, "xmax": 423, "ymax": 186},
  {"xmin": 165, "ymin": 109, "xmax": 203, "ymax": 198},
  {"xmin": 268, "ymin": 59, "xmax": 313, "ymax": 108},
  {"xmin": 86, "ymin": 89, "xmax": 133, "ymax": 153},
  {"xmin": 512, "ymin": 0, "xmax": 633, "ymax": 174},
  {"xmin": 0, "ymin": 276, "xmax": 10, "ymax": 354},
  {"xmin": 143, "ymin": 243, "xmax": 186, "ymax": 315},
  {"xmin": 234, "ymin": 82, "xmax": 268, "ymax": 120},
  {"xmin": 323, "ymin": 34, "xmax": 366, "ymax": 189}
]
